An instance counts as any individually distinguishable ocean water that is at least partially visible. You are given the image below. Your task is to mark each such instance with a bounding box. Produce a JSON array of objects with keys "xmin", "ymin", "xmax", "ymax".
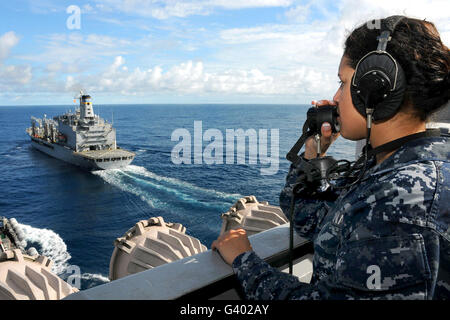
[{"xmin": 0, "ymin": 104, "xmax": 356, "ymax": 290}]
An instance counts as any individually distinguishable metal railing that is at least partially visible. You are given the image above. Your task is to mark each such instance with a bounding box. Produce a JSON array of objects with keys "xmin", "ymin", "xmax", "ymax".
[{"xmin": 65, "ymin": 224, "xmax": 313, "ymax": 300}]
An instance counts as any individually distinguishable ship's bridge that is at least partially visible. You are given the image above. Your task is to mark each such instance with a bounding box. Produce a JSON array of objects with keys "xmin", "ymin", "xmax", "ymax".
[{"xmin": 81, "ymin": 95, "xmax": 94, "ymax": 119}]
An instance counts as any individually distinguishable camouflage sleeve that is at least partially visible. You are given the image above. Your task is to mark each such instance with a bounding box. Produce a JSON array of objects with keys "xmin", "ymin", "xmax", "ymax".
[
  {"xmin": 279, "ymin": 162, "xmax": 338, "ymax": 241},
  {"xmin": 232, "ymin": 251, "xmax": 320, "ymax": 300},
  {"xmin": 232, "ymin": 250, "xmax": 348, "ymax": 300},
  {"xmin": 232, "ymin": 228, "xmax": 440, "ymax": 300},
  {"xmin": 233, "ymin": 161, "xmax": 447, "ymax": 300}
]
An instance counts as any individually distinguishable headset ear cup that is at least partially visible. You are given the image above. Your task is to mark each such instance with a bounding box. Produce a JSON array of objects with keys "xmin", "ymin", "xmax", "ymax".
[
  {"xmin": 350, "ymin": 72, "xmax": 367, "ymax": 118},
  {"xmin": 351, "ymin": 52, "xmax": 406, "ymax": 121}
]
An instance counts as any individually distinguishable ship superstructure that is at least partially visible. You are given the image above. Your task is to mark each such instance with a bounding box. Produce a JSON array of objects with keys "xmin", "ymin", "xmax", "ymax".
[{"xmin": 26, "ymin": 91, "xmax": 135, "ymax": 170}]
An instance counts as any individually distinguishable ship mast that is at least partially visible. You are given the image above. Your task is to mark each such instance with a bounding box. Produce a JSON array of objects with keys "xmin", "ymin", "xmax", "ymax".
[{"xmin": 112, "ymin": 111, "xmax": 117, "ymax": 149}]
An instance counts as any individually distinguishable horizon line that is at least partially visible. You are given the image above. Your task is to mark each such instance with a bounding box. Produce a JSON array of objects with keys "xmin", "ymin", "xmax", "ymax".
[{"xmin": 0, "ymin": 102, "xmax": 311, "ymax": 107}]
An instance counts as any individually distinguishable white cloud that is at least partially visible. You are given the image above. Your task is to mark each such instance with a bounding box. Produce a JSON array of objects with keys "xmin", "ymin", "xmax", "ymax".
[
  {"xmin": 0, "ymin": 65, "xmax": 32, "ymax": 85},
  {"xmin": 94, "ymin": 0, "xmax": 294, "ymax": 19},
  {"xmin": 211, "ymin": 0, "xmax": 450, "ymax": 100},
  {"xmin": 3, "ymin": 0, "xmax": 449, "ymax": 104},
  {"xmin": 211, "ymin": 0, "xmax": 293, "ymax": 9},
  {"xmin": 82, "ymin": 4, "xmax": 95, "ymax": 14},
  {"xmin": 214, "ymin": 22, "xmax": 339, "ymax": 99},
  {"xmin": 17, "ymin": 32, "xmax": 132, "ymax": 72},
  {"xmin": 0, "ymin": 31, "xmax": 20, "ymax": 62},
  {"xmin": 65, "ymin": 75, "xmax": 78, "ymax": 92},
  {"xmin": 0, "ymin": 64, "xmax": 33, "ymax": 93},
  {"xmin": 58, "ymin": 55, "xmax": 332, "ymax": 101},
  {"xmin": 0, "ymin": 31, "xmax": 33, "ymax": 92},
  {"xmin": 284, "ymin": 4, "xmax": 311, "ymax": 23},
  {"xmin": 336, "ymin": 0, "xmax": 450, "ymax": 44}
]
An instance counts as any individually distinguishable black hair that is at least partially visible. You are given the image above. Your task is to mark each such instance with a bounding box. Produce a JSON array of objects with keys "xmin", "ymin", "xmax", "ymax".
[{"xmin": 344, "ymin": 17, "xmax": 450, "ymax": 121}]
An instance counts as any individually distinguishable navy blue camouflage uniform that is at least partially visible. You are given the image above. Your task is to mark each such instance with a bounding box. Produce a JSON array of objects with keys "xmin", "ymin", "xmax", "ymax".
[{"xmin": 232, "ymin": 134, "xmax": 450, "ymax": 299}]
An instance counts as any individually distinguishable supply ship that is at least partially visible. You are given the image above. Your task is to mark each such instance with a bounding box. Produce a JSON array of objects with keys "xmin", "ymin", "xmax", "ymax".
[{"xmin": 26, "ymin": 91, "xmax": 135, "ymax": 170}]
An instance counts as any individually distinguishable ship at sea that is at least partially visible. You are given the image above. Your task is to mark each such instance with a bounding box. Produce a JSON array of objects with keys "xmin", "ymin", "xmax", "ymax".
[{"xmin": 26, "ymin": 91, "xmax": 135, "ymax": 170}]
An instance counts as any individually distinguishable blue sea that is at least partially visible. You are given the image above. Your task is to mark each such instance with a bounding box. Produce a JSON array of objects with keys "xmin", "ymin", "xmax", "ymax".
[{"xmin": 0, "ymin": 104, "xmax": 356, "ymax": 290}]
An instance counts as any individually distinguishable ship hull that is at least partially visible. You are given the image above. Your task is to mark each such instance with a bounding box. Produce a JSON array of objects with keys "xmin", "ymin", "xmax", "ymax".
[{"xmin": 30, "ymin": 138, "xmax": 133, "ymax": 170}]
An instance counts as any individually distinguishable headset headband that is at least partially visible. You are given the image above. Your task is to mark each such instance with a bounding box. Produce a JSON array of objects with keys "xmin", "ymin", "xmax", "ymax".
[
  {"xmin": 377, "ymin": 15, "xmax": 406, "ymax": 51},
  {"xmin": 350, "ymin": 15, "xmax": 408, "ymax": 121},
  {"xmin": 351, "ymin": 15, "xmax": 406, "ymax": 90}
]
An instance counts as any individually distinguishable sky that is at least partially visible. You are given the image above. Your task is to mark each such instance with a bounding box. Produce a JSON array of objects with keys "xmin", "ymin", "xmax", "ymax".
[{"xmin": 1, "ymin": 0, "xmax": 449, "ymax": 105}]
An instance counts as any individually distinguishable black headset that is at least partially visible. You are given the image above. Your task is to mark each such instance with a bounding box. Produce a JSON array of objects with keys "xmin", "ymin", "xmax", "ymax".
[
  {"xmin": 350, "ymin": 15, "xmax": 407, "ymax": 124},
  {"xmin": 323, "ymin": 16, "xmax": 409, "ymax": 191}
]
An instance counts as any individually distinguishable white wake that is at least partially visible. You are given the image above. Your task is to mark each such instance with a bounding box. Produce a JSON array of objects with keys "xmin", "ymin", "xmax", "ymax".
[
  {"xmin": 124, "ymin": 165, "xmax": 242, "ymax": 200},
  {"xmin": 16, "ymin": 223, "xmax": 109, "ymax": 285},
  {"xmin": 93, "ymin": 165, "xmax": 242, "ymax": 212},
  {"xmin": 17, "ymin": 223, "xmax": 71, "ymax": 275}
]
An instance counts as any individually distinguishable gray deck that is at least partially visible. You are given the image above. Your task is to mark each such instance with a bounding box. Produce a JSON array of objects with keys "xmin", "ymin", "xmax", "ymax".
[{"xmin": 74, "ymin": 148, "xmax": 135, "ymax": 160}]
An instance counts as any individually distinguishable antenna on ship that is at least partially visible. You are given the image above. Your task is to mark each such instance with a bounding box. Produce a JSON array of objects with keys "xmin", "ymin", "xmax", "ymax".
[
  {"xmin": 74, "ymin": 90, "xmax": 83, "ymax": 106},
  {"xmin": 111, "ymin": 110, "xmax": 117, "ymax": 149}
]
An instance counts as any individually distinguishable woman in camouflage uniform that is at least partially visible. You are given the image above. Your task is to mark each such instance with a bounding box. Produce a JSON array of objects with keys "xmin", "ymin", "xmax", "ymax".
[{"xmin": 212, "ymin": 16, "xmax": 450, "ymax": 300}]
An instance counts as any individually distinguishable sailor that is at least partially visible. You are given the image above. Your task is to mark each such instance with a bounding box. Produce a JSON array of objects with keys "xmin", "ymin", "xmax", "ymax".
[{"xmin": 211, "ymin": 16, "xmax": 450, "ymax": 299}]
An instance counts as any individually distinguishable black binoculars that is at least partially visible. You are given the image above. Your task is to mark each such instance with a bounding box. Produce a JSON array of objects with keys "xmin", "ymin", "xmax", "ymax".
[
  {"xmin": 305, "ymin": 104, "xmax": 340, "ymax": 135},
  {"xmin": 286, "ymin": 104, "xmax": 340, "ymax": 163}
]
